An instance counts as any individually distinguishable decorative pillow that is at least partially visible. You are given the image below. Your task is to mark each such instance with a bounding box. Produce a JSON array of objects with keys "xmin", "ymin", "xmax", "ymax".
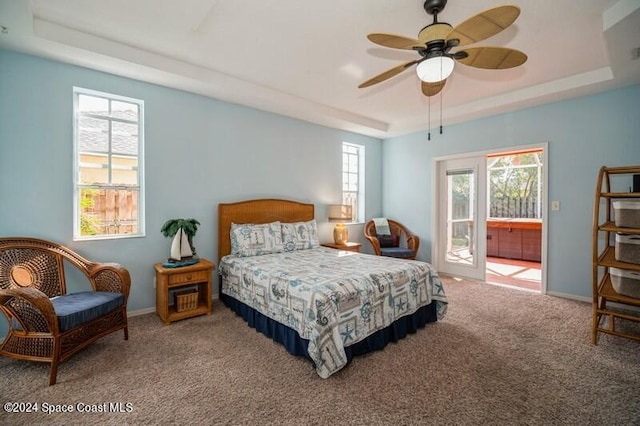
[
  {"xmin": 377, "ymin": 233, "xmax": 399, "ymax": 248},
  {"xmin": 281, "ymin": 220, "xmax": 320, "ymax": 251},
  {"xmin": 230, "ymin": 221, "xmax": 284, "ymax": 257}
]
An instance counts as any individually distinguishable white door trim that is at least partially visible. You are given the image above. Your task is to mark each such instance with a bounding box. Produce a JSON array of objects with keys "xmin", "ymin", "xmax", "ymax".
[{"xmin": 431, "ymin": 142, "xmax": 549, "ymax": 294}]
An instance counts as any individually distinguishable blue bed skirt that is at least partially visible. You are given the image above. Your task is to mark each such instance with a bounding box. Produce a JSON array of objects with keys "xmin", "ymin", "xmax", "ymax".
[{"xmin": 221, "ymin": 293, "xmax": 438, "ymax": 365}]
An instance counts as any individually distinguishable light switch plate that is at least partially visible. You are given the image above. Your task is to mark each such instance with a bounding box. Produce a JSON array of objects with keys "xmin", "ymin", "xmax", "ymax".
[{"xmin": 551, "ymin": 201, "xmax": 560, "ymax": 211}]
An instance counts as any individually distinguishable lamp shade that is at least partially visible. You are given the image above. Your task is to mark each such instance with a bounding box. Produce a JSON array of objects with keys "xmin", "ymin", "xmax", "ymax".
[
  {"xmin": 416, "ymin": 56, "xmax": 455, "ymax": 83},
  {"xmin": 328, "ymin": 204, "xmax": 352, "ymax": 222}
]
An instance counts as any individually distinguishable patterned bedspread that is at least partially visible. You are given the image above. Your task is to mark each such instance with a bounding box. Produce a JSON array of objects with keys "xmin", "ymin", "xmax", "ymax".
[{"xmin": 219, "ymin": 247, "xmax": 448, "ymax": 378}]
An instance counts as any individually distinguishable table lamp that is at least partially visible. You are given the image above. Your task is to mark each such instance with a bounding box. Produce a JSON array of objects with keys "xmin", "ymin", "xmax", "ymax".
[{"xmin": 328, "ymin": 204, "xmax": 352, "ymax": 244}]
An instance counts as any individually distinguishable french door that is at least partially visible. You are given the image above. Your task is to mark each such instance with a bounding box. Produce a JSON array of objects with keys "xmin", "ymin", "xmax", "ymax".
[{"xmin": 436, "ymin": 156, "xmax": 487, "ymax": 280}]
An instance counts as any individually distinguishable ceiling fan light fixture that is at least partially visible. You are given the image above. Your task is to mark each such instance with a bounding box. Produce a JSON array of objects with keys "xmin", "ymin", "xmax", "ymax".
[{"xmin": 416, "ymin": 56, "xmax": 455, "ymax": 83}]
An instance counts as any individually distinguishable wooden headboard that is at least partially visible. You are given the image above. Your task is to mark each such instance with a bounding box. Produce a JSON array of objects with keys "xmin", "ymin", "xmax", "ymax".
[{"xmin": 217, "ymin": 198, "xmax": 315, "ymax": 261}]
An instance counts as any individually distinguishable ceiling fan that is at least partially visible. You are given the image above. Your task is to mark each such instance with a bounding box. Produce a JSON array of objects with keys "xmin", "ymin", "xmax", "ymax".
[{"xmin": 359, "ymin": 0, "xmax": 527, "ymax": 97}]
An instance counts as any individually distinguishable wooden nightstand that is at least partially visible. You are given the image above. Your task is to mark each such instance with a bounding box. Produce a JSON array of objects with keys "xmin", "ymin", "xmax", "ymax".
[
  {"xmin": 154, "ymin": 258, "xmax": 215, "ymax": 325},
  {"xmin": 322, "ymin": 242, "xmax": 362, "ymax": 253}
]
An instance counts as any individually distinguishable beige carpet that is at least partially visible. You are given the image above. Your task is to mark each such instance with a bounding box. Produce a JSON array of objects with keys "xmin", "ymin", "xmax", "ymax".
[{"xmin": 1, "ymin": 276, "xmax": 639, "ymax": 426}]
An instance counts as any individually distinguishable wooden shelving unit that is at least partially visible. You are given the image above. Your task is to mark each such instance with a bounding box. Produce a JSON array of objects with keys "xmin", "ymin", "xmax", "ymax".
[{"xmin": 592, "ymin": 165, "xmax": 640, "ymax": 343}]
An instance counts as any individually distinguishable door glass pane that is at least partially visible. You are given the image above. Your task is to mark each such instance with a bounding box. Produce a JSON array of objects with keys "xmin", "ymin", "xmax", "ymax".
[{"xmin": 446, "ymin": 169, "xmax": 475, "ymax": 266}]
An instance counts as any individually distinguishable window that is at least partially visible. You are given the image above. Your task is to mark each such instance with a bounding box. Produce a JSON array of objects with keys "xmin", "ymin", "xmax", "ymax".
[
  {"xmin": 342, "ymin": 142, "xmax": 365, "ymax": 222},
  {"xmin": 73, "ymin": 88, "xmax": 144, "ymax": 240}
]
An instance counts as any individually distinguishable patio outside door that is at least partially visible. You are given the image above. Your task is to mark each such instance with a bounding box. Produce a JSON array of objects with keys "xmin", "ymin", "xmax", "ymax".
[{"xmin": 436, "ymin": 157, "xmax": 486, "ymax": 280}]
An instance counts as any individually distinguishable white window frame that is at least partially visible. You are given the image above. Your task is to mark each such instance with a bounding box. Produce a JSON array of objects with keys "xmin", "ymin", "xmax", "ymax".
[
  {"xmin": 342, "ymin": 142, "xmax": 365, "ymax": 223},
  {"xmin": 73, "ymin": 87, "xmax": 145, "ymax": 241}
]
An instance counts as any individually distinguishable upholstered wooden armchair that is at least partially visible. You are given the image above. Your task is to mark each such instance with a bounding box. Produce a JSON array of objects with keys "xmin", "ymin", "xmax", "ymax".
[
  {"xmin": 364, "ymin": 219, "xmax": 420, "ymax": 260},
  {"xmin": 0, "ymin": 237, "xmax": 130, "ymax": 385}
]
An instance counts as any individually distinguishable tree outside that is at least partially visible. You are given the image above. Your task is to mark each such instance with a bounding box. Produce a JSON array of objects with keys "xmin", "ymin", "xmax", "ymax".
[{"xmin": 488, "ymin": 151, "xmax": 543, "ymax": 218}]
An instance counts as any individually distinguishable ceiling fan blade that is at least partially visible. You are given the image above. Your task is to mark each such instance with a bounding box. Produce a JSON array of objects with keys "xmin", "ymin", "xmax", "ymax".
[
  {"xmin": 418, "ymin": 23, "xmax": 453, "ymax": 44},
  {"xmin": 367, "ymin": 33, "xmax": 423, "ymax": 50},
  {"xmin": 447, "ymin": 5, "xmax": 521, "ymax": 47},
  {"xmin": 359, "ymin": 61, "xmax": 418, "ymax": 88},
  {"xmin": 421, "ymin": 80, "xmax": 447, "ymax": 97},
  {"xmin": 455, "ymin": 47, "xmax": 527, "ymax": 69}
]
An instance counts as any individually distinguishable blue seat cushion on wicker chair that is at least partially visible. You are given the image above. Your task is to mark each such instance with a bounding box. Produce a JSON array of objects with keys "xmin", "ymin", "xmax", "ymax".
[
  {"xmin": 51, "ymin": 292, "xmax": 125, "ymax": 332},
  {"xmin": 380, "ymin": 247, "xmax": 415, "ymax": 258}
]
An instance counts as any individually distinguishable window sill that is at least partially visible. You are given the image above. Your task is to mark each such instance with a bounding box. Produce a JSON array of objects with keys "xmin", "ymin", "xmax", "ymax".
[{"xmin": 74, "ymin": 233, "xmax": 146, "ymax": 242}]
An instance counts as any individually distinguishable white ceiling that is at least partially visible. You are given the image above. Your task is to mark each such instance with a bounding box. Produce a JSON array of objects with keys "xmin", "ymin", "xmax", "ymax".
[{"xmin": 1, "ymin": 0, "xmax": 639, "ymax": 138}]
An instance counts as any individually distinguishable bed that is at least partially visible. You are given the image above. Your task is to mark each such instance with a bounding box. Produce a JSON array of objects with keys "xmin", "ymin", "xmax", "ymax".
[{"xmin": 217, "ymin": 198, "xmax": 448, "ymax": 378}]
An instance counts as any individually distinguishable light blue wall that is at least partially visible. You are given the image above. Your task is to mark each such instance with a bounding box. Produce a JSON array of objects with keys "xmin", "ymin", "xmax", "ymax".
[
  {"xmin": 0, "ymin": 50, "xmax": 383, "ymax": 326},
  {"xmin": 1, "ymin": 48, "xmax": 638, "ymax": 332},
  {"xmin": 382, "ymin": 85, "xmax": 640, "ymax": 298}
]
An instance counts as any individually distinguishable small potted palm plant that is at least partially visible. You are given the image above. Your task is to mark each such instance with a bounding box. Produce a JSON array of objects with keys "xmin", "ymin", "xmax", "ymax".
[{"xmin": 161, "ymin": 218, "xmax": 200, "ymax": 262}]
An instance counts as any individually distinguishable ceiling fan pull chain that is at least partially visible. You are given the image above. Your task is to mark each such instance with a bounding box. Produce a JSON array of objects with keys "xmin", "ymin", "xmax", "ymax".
[
  {"xmin": 440, "ymin": 60, "xmax": 444, "ymax": 135},
  {"xmin": 440, "ymin": 91, "xmax": 444, "ymax": 135},
  {"xmin": 427, "ymin": 96, "xmax": 431, "ymax": 141}
]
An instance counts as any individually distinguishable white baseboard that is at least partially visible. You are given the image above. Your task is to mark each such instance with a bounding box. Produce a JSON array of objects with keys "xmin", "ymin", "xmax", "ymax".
[
  {"xmin": 128, "ymin": 293, "xmax": 221, "ymax": 318},
  {"xmin": 546, "ymin": 291, "xmax": 591, "ymax": 304},
  {"xmin": 546, "ymin": 291, "xmax": 640, "ymax": 313},
  {"xmin": 128, "ymin": 307, "xmax": 156, "ymax": 317}
]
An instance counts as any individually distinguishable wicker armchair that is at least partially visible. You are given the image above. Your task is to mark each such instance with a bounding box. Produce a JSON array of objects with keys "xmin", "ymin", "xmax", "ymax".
[
  {"xmin": 364, "ymin": 219, "xmax": 420, "ymax": 260},
  {"xmin": 0, "ymin": 237, "xmax": 130, "ymax": 385}
]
